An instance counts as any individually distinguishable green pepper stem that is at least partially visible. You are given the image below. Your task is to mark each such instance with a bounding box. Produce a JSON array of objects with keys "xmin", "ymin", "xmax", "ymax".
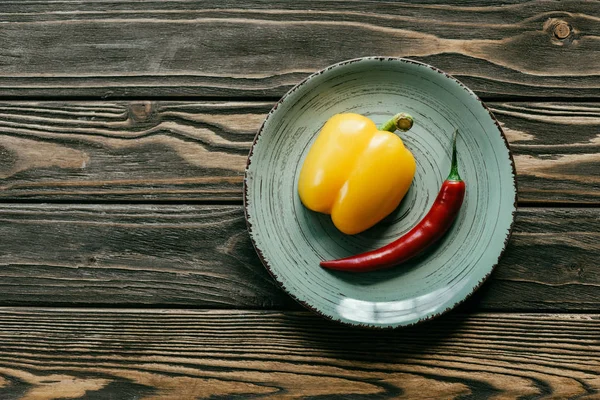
[
  {"xmin": 447, "ymin": 129, "xmax": 461, "ymax": 181},
  {"xmin": 379, "ymin": 113, "xmax": 414, "ymax": 133}
]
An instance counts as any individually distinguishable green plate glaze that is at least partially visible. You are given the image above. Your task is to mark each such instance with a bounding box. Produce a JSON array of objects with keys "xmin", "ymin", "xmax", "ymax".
[{"xmin": 244, "ymin": 57, "xmax": 517, "ymax": 329}]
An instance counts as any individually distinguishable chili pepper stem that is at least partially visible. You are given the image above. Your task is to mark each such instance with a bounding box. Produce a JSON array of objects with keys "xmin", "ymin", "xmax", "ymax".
[
  {"xmin": 379, "ymin": 113, "xmax": 414, "ymax": 133},
  {"xmin": 447, "ymin": 129, "xmax": 461, "ymax": 182}
]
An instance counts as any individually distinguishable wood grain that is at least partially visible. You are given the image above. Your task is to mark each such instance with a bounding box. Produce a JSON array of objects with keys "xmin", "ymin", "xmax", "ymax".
[
  {"xmin": 490, "ymin": 103, "xmax": 600, "ymax": 204},
  {"xmin": 0, "ymin": 204, "xmax": 597, "ymax": 310},
  {"xmin": 0, "ymin": 309, "xmax": 597, "ymax": 399},
  {"xmin": 0, "ymin": 204, "xmax": 291, "ymax": 309},
  {"xmin": 0, "ymin": 1, "xmax": 598, "ymax": 98},
  {"xmin": 0, "ymin": 101, "xmax": 261, "ymax": 201},
  {"xmin": 0, "ymin": 101, "xmax": 598, "ymax": 204}
]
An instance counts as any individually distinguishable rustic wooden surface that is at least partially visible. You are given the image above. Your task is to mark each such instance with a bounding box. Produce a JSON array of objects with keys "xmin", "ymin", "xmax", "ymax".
[
  {"xmin": 0, "ymin": 309, "xmax": 598, "ymax": 399},
  {"xmin": 0, "ymin": 205, "xmax": 598, "ymax": 311},
  {"xmin": 0, "ymin": 101, "xmax": 598, "ymax": 204},
  {"xmin": 0, "ymin": 1, "xmax": 598, "ymax": 98},
  {"xmin": 1, "ymin": 0, "xmax": 599, "ymax": 398}
]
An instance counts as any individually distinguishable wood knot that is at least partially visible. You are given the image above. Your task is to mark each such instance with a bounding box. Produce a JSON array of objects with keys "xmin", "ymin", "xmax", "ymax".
[
  {"xmin": 544, "ymin": 18, "xmax": 574, "ymax": 44},
  {"xmin": 554, "ymin": 22, "xmax": 571, "ymax": 40},
  {"xmin": 128, "ymin": 101, "xmax": 154, "ymax": 123}
]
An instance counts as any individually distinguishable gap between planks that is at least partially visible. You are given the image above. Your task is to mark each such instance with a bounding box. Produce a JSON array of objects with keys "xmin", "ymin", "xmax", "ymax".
[{"xmin": 0, "ymin": 96, "xmax": 600, "ymax": 102}]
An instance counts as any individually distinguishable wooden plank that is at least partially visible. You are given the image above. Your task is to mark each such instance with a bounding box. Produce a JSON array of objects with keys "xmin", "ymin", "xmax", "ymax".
[
  {"xmin": 0, "ymin": 204, "xmax": 293, "ymax": 309},
  {"xmin": 0, "ymin": 101, "xmax": 598, "ymax": 204},
  {"xmin": 0, "ymin": 309, "xmax": 597, "ymax": 399},
  {"xmin": 0, "ymin": 1, "xmax": 598, "ymax": 98},
  {"xmin": 0, "ymin": 205, "xmax": 597, "ymax": 310},
  {"xmin": 0, "ymin": 101, "xmax": 260, "ymax": 202},
  {"xmin": 491, "ymin": 103, "xmax": 600, "ymax": 204}
]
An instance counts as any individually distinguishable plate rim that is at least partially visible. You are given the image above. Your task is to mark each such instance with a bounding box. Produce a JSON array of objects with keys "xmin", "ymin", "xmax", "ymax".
[{"xmin": 243, "ymin": 56, "xmax": 518, "ymax": 329}]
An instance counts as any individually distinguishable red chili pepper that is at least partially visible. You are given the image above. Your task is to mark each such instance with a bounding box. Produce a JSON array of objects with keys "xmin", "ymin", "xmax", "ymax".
[{"xmin": 320, "ymin": 129, "xmax": 465, "ymax": 273}]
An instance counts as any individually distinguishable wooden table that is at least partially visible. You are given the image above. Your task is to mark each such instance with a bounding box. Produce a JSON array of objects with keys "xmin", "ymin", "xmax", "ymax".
[{"xmin": 0, "ymin": 1, "xmax": 598, "ymax": 398}]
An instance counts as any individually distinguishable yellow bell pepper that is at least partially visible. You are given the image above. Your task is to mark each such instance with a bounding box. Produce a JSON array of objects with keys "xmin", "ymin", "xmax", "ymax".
[{"xmin": 298, "ymin": 113, "xmax": 416, "ymax": 235}]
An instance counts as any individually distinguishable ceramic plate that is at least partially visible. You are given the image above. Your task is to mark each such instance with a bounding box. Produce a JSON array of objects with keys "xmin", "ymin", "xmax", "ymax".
[{"xmin": 244, "ymin": 57, "xmax": 516, "ymax": 328}]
